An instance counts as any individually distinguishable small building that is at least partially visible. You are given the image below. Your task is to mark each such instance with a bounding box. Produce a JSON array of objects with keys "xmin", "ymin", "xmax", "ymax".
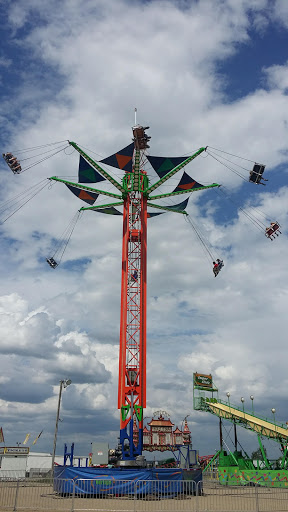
[
  {"xmin": 0, "ymin": 447, "xmax": 67, "ymax": 478},
  {"xmin": 0, "ymin": 447, "xmax": 29, "ymax": 479},
  {"xmin": 135, "ymin": 411, "xmax": 191, "ymax": 452}
]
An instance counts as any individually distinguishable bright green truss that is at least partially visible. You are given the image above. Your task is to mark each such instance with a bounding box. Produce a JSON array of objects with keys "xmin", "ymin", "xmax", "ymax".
[{"xmin": 49, "ymin": 141, "xmax": 220, "ymax": 213}]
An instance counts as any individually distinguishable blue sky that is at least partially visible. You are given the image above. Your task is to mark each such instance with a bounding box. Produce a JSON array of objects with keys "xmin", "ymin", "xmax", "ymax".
[
  {"xmin": 219, "ymin": 20, "xmax": 288, "ymax": 100},
  {"xmin": 0, "ymin": 0, "xmax": 288, "ymax": 464}
]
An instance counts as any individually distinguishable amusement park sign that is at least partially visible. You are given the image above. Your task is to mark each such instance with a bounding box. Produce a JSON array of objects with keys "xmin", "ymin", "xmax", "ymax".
[{"xmin": 194, "ymin": 373, "xmax": 213, "ymax": 389}]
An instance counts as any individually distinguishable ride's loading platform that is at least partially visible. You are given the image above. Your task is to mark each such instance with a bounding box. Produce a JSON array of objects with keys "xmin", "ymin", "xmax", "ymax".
[{"xmin": 193, "ymin": 373, "xmax": 288, "ymax": 487}]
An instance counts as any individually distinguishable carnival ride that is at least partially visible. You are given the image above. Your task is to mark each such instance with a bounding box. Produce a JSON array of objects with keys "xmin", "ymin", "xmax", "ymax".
[
  {"xmin": 193, "ymin": 373, "xmax": 288, "ymax": 487},
  {"xmin": 1, "ymin": 119, "xmax": 282, "ymax": 466}
]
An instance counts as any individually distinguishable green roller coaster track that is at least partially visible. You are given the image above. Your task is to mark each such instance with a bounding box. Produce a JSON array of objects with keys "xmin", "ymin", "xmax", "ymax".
[{"xmin": 193, "ymin": 374, "xmax": 288, "ymax": 487}]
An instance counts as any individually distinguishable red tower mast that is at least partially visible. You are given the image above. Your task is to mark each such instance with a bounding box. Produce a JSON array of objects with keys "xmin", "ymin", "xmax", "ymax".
[{"xmin": 118, "ymin": 127, "xmax": 149, "ymax": 460}]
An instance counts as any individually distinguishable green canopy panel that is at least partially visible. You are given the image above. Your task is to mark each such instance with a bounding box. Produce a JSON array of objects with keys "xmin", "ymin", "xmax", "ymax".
[
  {"xmin": 78, "ymin": 155, "xmax": 106, "ymax": 183},
  {"xmin": 147, "ymin": 155, "xmax": 191, "ymax": 178}
]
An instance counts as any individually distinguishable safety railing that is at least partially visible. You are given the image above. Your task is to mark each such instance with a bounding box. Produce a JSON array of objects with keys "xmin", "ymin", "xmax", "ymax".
[{"xmin": 1, "ymin": 476, "xmax": 288, "ymax": 511}]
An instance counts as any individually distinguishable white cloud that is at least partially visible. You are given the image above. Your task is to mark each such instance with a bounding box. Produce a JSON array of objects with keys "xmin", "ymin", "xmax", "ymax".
[
  {"xmin": 273, "ymin": 0, "xmax": 288, "ymax": 28},
  {"xmin": 264, "ymin": 62, "xmax": 288, "ymax": 92},
  {"xmin": 0, "ymin": 57, "xmax": 12, "ymax": 68}
]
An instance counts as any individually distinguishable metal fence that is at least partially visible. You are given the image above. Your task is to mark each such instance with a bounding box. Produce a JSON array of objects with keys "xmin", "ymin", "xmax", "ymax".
[
  {"xmin": 1, "ymin": 476, "xmax": 288, "ymax": 512},
  {"xmin": 202, "ymin": 467, "xmax": 218, "ymax": 480}
]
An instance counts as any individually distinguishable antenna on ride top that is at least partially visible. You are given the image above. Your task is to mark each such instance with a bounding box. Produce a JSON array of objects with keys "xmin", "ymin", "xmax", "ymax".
[{"xmin": 134, "ymin": 107, "xmax": 137, "ymax": 126}]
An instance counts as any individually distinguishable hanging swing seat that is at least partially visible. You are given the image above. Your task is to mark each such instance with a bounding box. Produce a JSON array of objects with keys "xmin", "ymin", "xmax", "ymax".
[
  {"xmin": 2, "ymin": 153, "xmax": 22, "ymax": 174},
  {"xmin": 265, "ymin": 222, "xmax": 281, "ymax": 240},
  {"xmin": 46, "ymin": 257, "xmax": 58, "ymax": 268},
  {"xmin": 213, "ymin": 259, "xmax": 224, "ymax": 277},
  {"xmin": 249, "ymin": 164, "xmax": 267, "ymax": 185}
]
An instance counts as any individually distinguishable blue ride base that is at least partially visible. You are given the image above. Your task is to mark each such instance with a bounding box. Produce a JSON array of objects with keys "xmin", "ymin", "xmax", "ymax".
[{"xmin": 54, "ymin": 466, "xmax": 202, "ymax": 496}]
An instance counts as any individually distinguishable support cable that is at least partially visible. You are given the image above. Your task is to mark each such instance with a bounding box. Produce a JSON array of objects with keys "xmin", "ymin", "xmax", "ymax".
[
  {"xmin": 244, "ymin": 201, "xmax": 272, "ymax": 223},
  {"xmin": 207, "ymin": 146, "xmax": 256, "ymax": 163},
  {"xmin": 2, "ymin": 143, "xmax": 69, "ymax": 174},
  {"xmin": 77, "ymin": 144, "xmax": 104, "ymax": 160},
  {"xmin": 48, "ymin": 210, "xmax": 82, "ymax": 264},
  {"xmin": 206, "ymin": 150, "xmax": 248, "ymax": 181},
  {"xmin": 216, "ymin": 186, "xmax": 268, "ymax": 233},
  {"xmin": 0, "ymin": 179, "xmax": 49, "ymax": 224},
  {"xmin": 9, "ymin": 140, "xmax": 69, "ymax": 154},
  {"xmin": 184, "ymin": 215, "xmax": 215, "ymax": 265},
  {"xmin": 0, "ymin": 180, "xmax": 47, "ymax": 212},
  {"xmin": 20, "ymin": 145, "xmax": 70, "ymax": 173},
  {"xmin": 208, "ymin": 149, "xmax": 251, "ymax": 173},
  {"xmin": 19, "ymin": 144, "xmax": 69, "ymax": 162}
]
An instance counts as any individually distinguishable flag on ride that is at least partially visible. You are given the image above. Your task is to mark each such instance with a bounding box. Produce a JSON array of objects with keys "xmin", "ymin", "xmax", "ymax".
[
  {"xmin": 0, "ymin": 427, "xmax": 4, "ymax": 443},
  {"xmin": 33, "ymin": 430, "xmax": 43, "ymax": 445},
  {"xmin": 23, "ymin": 433, "xmax": 30, "ymax": 445}
]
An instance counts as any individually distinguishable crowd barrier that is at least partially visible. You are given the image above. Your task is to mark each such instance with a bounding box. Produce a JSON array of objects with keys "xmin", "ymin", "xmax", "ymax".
[{"xmin": 1, "ymin": 476, "xmax": 288, "ymax": 511}]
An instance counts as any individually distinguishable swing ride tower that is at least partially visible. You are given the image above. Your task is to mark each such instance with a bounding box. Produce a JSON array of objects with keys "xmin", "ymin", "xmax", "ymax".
[
  {"xmin": 49, "ymin": 125, "xmax": 219, "ymax": 462},
  {"xmin": 69, "ymin": 128, "xmax": 219, "ymax": 462}
]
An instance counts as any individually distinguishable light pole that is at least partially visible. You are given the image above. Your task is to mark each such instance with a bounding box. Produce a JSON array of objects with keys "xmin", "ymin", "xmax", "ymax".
[
  {"xmin": 51, "ymin": 379, "xmax": 72, "ymax": 474},
  {"xmin": 241, "ymin": 397, "xmax": 245, "ymax": 414},
  {"xmin": 250, "ymin": 395, "xmax": 254, "ymax": 415}
]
